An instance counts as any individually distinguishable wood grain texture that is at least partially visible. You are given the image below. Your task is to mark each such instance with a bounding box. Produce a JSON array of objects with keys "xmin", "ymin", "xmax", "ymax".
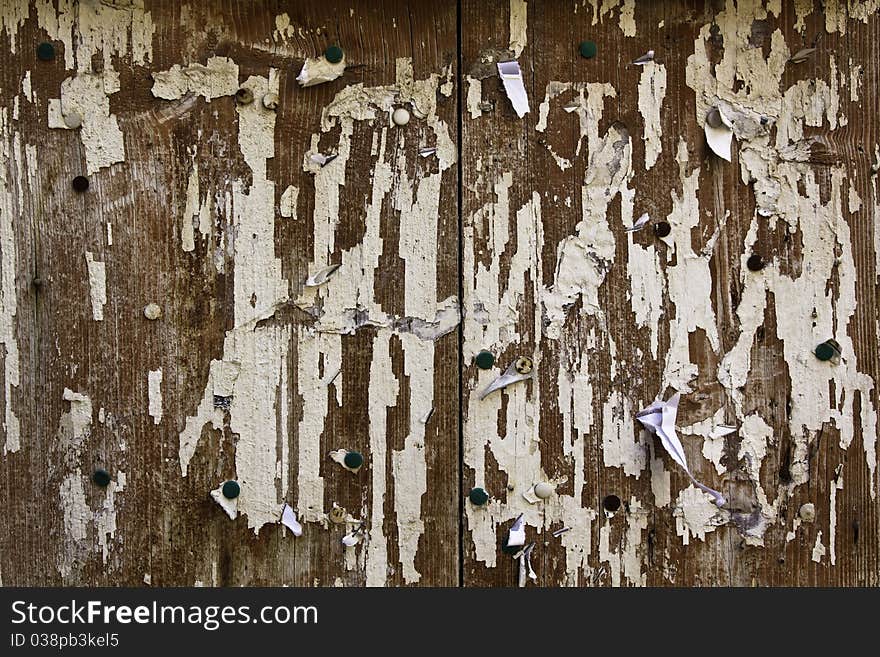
[{"xmin": 1, "ymin": 0, "xmax": 878, "ymax": 588}]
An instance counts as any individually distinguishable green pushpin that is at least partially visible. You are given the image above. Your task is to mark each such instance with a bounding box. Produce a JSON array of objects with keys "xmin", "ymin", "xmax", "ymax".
[
  {"xmin": 325, "ymin": 45, "xmax": 344, "ymax": 64},
  {"xmin": 579, "ymin": 40, "xmax": 597, "ymax": 59},
  {"xmin": 221, "ymin": 480, "xmax": 241, "ymax": 499},
  {"xmin": 475, "ymin": 350, "xmax": 495, "ymax": 369},
  {"xmin": 468, "ymin": 487, "xmax": 489, "ymax": 506},
  {"xmin": 37, "ymin": 42, "xmax": 55, "ymax": 61},
  {"xmin": 92, "ymin": 469, "xmax": 111, "ymax": 487},
  {"xmin": 814, "ymin": 340, "xmax": 841, "ymax": 362},
  {"xmin": 344, "ymin": 451, "xmax": 364, "ymax": 469}
]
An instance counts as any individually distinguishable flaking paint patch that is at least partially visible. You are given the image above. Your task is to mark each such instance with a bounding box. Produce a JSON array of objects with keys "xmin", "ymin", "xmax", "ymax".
[
  {"xmin": 637, "ymin": 63, "xmax": 666, "ymax": 170},
  {"xmin": 466, "ymin": 77, "xmax": 482, "ymax": 119},
  {"xmin": 508, "ymin": 0, "xmax": 527, "ymax": 58},
  {"xmin": 148, "ymin": 369, "xmax": 162, "ymax": 425},
  {"xmin": 48, "ymin": 72, "xmax": 125, "ymax": 174},
  {"xmin": 0, "ymin": 109, "xmax": 21, "ymax": 454},
  {"xmin": 85, "ymin": 252, "xmax": 106, "ymax": 321},
  {"xmin": 151, "ymin": 57, "xmax": 239, "ymax": 101},
  {"xmin": 674, "ymin": 485, "xmax": 728, "ymax": 545}
]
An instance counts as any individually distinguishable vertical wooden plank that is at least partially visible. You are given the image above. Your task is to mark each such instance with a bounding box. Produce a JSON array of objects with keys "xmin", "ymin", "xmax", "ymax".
[
  {"xmin": 460, "ymin": 0, "xmax": 880, "ymax": 587},
  {"xmin": 0, "ymin": 0, "xmax": 458, "ymax": 586}
]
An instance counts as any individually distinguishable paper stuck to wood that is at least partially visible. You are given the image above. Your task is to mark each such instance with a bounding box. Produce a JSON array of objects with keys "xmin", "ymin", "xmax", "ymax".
[
  {"xmin": 497, "ymin": 61, "xmax": 529, "ymax": 118},
  {"xmin": 280, "ymin": 504, "xmax": 303, "ymax": 536},
  {"xmin": 704, "ymin": 108, "xmax": 734, "ymax": 161},
  {"xmin": 296, "ymin": 56, "xmax": 346, "ymax": 87}
]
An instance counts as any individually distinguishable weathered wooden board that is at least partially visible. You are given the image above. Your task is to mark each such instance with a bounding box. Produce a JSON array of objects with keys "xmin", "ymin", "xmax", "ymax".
[
  {"xmin": 1, "ymin": 0, "xmax": 879, "ymax": 588},
  {"xmin": 460, "ymin": 0, "xmax": 880, "ymax": 587},
  {"xmin": 0, "ymin": 0, "xmax": 459, "ymax": 586}
]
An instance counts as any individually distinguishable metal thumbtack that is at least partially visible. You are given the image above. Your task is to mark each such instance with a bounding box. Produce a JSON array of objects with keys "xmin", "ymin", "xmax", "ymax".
[
  {"xmin": 328, "ymin": 503, "xmax": 348, "ymax": 524},
  {"xmin": 653, "ymin": 221, "xmax": 671, "ymax": 238},
  {"xmin": 37, "ymin": 42, "xmax": 55, "ymax": 61},
  {"xmin": 262, "ymin": 93, "xmax": 279, "ymax": 110},
  {"xmin": 479, "ymin": 356, "xmax": 534, "ymax": 400},
  {"xmin": 746, "ymin": 254, "xmax": 765, "ymax": 271},
  {"xmin": 235, "ymin": 87, "xmax": 254, "ymax": 104},
  {"xmin": 63, "ymin": 112, "xmax": 83, "ymax": 129},
  {"xmin": 143, "ymin": 303, "xmax": 161, "ymax": 320},
  {"xmin": 814, "ymin": 339, "xmax": 841, "ymax": 363},
  {"xmin": 474, "ymin": 350, "xmax": 495, "ymax": 369}
]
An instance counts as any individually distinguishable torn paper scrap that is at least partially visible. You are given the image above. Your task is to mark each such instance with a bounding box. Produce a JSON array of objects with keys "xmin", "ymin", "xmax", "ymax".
[
  {"xmin": 636, "ymin": 393, "xmax": 726, "ymax": 506},
  {"xmin": 280, "ymin": 503, "xmax": 303, "ymax": 536},
  {"xmin": 704, "ymin": 107, "xmax": 734, "ymax": 161},
  {"xmin": 516, "ymin": 542, "xmax": 537, "ymax": 587},
  {"xmin": 342, "ymin": 522, "xmax": 366, "ymax": 547},
  {"xmin": 479, "ymin": 356, "xmax": 534, "ymax": 400},
  {"xmin": 625, "ymin": 213, "xmax": 651, "ymax": 233},
  {"xmin": 632, "ymin": 50, "xmax": 655, "ymax": 65},
  {"xmin": 506, "ymin": 514, "xmax": 526, "ymax": 549},
  {"xmin": 497, "ymin": 60, "xmax": 529, "ymax": 118},
  {"xmin": 418, "ymin": 147, "xmax": 437, "ymax": 158},
  {"xmin": 789, "ymin": 47, "xmax": 816, "ymax": 64},
  {"xmin": 305, "ymin": 263, "xmax": 341, "ymax": 287},
  {"xmin": 297, "ymin": 55, "xmax": 346, "ymax": 87},
  {"xmin": 210, "ymin": 484, "xmax": 238, "ymax": 520}
]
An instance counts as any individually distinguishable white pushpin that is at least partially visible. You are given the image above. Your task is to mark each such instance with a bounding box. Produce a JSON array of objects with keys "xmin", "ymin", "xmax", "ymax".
[
  {"xmin": 280, "ymin": 503, "xmax": 303, "ymax": 536},
  {"xmin": 479, "ymin": 356, "xmax": 534, "ymax": 400},
  {"xmin": 304, "ymin": 263, "xmax": 341, "ymax": 287},
  {"xmin": 392, "ymin": 107, "xmax": 410, "ymax": 126},
  {"xmin": 636, "ymin": 393, "xmax": 726, "ymax": 506}
]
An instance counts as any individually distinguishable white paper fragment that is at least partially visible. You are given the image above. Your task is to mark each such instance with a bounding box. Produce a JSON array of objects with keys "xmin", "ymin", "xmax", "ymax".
[
  {"xmin": 418, "ymin": 147, "xmax": 437, "ymax": 158},
  {"xmin": 552, "ymin": 527, "xmax": 570, "ymax": 537},
  {"xmin": 296, "ymin": 55, "xmax": 346, "ymax": 87},
  {"xmin": 522, "ymin": 486, "xmax": 541, "ymax": 504},
  {"xmin": 562, "ymin": 101, "xmax": 579, "ymax": 113},
  {"xmin": 633, "ymin": 50, "xmax": 655, "ymax": 65},
  {"xmin": 789, "ymin": 47, "xmax": 816, "ymax": 64},
  {"xmin": 711, "ymin": 425, "xmax": 737, "ymax": 439},
  {"xmin": 280, "ymin": 503, "xmax": 303, "ymax": 536},
  {"xmin": 479, "ymin": 357, "xmax": 534, "ymax": 400},
  {"xmin": 516, "ymin": 542, "xmax": 537, "ymax": 587},
  {"xmin": 636, "ymin": 394, "xmax": 726, "ymax": 506},
  {"xmin": 342, "ymin": 521, "xmax": 366, "ymax": 547},
  {"xmin": 420, "ymin": 407, "xmax": 434, "ymax": 424},
  {"xmin": 506, "ymin": 514, "xmax": 526, "ymax": 548},
  {"xmin": 625, "ymin": 213, "xmax": 651, "ymax": 233},
  {"xmin": 305, "ymin": 263, "xmax": 341, "ymax": 287},
  {"xmin": 308, "ymin": 152, "xmax": 337, "ymax": 167},
  {"xmin": 497, "ymin": 61, "xmax": 529, "ymax": 118},
  {"xmin": 704, "ymin": 107, "xmax": 734, "ymax": 161},
  {"xmin": 210, "ymin": 485, "xmax": 238, "ymax": 520}
]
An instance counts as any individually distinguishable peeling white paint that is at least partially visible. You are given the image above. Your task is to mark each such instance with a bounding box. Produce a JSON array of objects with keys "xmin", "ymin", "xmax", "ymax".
[
  {"xmin": 148, "ymin": 369, "xmax": 162, "ymax": 425},
  {"xmin": 637, "ymin": 63, "xmax": 666, "ymax": 170},
  {"xmin": 508, "ymin": 0, "xmax": 527, "ymax": 58},
  {"xmin": 674, "ymin": 485, "xmax": 728, "ymax": 545},
  {"xmin": 85, "ymin": 252, "xmax": 106, "ymax": 321}
]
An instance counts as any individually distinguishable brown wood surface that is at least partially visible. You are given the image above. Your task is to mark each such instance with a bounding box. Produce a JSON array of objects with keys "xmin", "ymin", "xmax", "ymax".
[{"xmin": 1, "ymin": 0, "xmax": 878, "ymax": 587}]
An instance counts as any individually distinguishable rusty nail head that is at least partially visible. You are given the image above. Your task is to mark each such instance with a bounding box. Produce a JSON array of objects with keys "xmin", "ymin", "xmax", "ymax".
[
  {"xmin": 603, "ymin": 494, "xmax": 621, "ymax": 512},
  {"xmin": 654, "ymin": 221, "xmax": 671, "ymax": 238},
  {"xmin": 746, "ymin": 254, "xmax": 764, "ymax": 271},
  {"xmin": 235, "ymin": 87, "xmax": 254, "ymax": 104}
]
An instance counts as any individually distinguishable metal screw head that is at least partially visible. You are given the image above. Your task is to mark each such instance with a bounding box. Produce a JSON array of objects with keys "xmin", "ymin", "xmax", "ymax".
[
  {"xmin": 343, "ymin": 451, "xmax": 364, "ymax": 469},
  {"xmin": 221, "ymin": 480, "xmax": 241, "ymax": 499},
  {"xmin": 653, "ymin": 221, "xmax": 671, "ymax": 238},
  {"xmin": 468, "ymin": 487, "xmax": 489, "ymax": 506},
  {"xmin": 235, "ymin": 87, "xmax": 254, "ymax": 104},
  {"xmin": 746, "ymin": 254, "xmax": 764, "ymax": 271},
  {"xmin": 72, "ymin": 176, "xmax": 89, "ymax": 192},
  {"xmin": 143, "ymin": 303, "xmax": 161, "ymax": 320},
  {"xmin": 63, "ymin": 112, "xmax": 83, "ymax": 129},
  {"xmin": 579, "ymin": 40, "xmax": 597, "ymax": 59},
  {"xmin": 37, "ymin": 42, "xmax": 55, "ymax": 61},
  {"xmin": 514, "ymin": 356, "xmax": 533, "ymax": 375},
  {"xmin": 328, "ymin": 505, "xmax": 348, "ymax": 524},
  {"xmin": 325, "ymin": 45, "xmax": 344, "ymax": 64},
  {"xmin": 92, "ymin": 469, "xmax": 112, "ymax": 487},
  {"xmin": 262, "ymin": 93, "xmax": 279, "ymax": 110}
]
